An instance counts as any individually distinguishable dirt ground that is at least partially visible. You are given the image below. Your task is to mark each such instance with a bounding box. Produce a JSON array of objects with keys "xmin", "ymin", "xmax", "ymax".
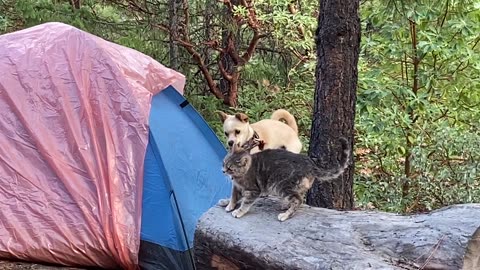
[{"xmin": 0, "ymin": 261, "xmax": 85, "ymax": 270}]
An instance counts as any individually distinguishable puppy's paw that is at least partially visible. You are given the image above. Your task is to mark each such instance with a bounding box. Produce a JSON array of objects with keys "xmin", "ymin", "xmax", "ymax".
[
  {"xmin": 277, "ymin": 212, "xmax": 291, "ymax": 222},
  {"xmin": 225, "ymin": 202, "xmax": 236, "ymax": 212},
  {"xmin": 217, "ymin": 198, "xmax": 230, "ymax": 207},
  {"xmin": 232, "ymin": 209, "xmax": 246, "ymax": 218}
]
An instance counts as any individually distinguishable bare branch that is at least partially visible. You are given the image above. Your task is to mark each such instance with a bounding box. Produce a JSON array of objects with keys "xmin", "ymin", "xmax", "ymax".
[{"xmin": 150, "ymin": 24, "xmax": 224, "ymax": 101}]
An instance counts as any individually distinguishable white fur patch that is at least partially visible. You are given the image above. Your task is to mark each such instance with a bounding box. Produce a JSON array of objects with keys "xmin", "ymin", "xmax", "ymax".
[{"xmin": 278, "ymin": 212, "xmax": 290, "ymax": 222}]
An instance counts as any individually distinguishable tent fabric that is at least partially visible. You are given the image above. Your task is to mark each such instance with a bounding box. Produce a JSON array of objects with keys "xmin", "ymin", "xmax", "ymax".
[
  {"xmin": 138, "ymin": 240, "xmax": 194, "ymax": 270},
  {"xmin": 139, "ymin": 86, "xmax": 232, "ymax": 269},
  {"xmin": 0, "ymin": 22, "xmax": 185, "ymax": 269}
]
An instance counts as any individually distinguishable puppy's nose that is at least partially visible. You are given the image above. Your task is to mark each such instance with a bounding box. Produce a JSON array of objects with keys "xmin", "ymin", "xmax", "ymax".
[{"xmin": 228, "ymin": 140, "xmax": 234, "ymax": 146}]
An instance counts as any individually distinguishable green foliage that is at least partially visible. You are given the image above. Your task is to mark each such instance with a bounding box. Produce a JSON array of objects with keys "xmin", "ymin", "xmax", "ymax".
[
  {"xmin": 355, "ymin": 0, "xmax": 480, "ymax": 213},
  {"xmin": 187, "ymin": 58, "xmax": 315, "ymax": 151},
  {"xmin": 255, "ymin": 0, "xmax": 317, "ymax": 52},
  {"xmin": 1, "ymin": 0, "xmax": 479, "ymax": 214},
  {"xmin": 0, "ymin": 0, "xmax": 164, "ymax": 59}
]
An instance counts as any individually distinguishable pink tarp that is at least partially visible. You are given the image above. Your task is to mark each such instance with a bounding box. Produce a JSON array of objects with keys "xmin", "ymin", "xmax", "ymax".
[{"xmin": 0, "ymin": 22, "xmax": 185, "ymax": 269}]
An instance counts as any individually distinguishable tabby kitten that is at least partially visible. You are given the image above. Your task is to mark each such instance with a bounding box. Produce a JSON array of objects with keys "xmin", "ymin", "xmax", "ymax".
[{"xmin": 218, "ymin": 138, "xmax": 350, "ymax": 221}]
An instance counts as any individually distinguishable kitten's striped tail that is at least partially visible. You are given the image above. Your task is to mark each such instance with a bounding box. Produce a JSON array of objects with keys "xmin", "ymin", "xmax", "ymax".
[{"xmin": 314, "ymin": 138, "xmax": 351, "ymax": 182}]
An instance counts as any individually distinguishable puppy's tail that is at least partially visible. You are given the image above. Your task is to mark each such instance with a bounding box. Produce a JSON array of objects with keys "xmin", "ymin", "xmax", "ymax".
[
  {"xmin": 271, "ymin": 109, "xmax": 298, "ymax": 135},
  {"xmin": 313, "ymin": 138, "xmax": 351, "ymax": 182}
]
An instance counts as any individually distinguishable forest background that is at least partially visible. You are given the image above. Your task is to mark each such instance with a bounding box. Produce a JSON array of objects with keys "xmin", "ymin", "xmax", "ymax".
[{"xmin": 1, "ymin": 0, "xmax": 479, "ymax": 213}]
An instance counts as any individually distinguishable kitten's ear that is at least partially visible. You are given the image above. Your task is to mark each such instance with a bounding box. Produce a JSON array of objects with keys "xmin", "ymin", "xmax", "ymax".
[
  {"xmin": 234, "ymin": 113, "xmax": 249, "ymax": 123},
  {"xmin": 216, "ymin": 111, "xmax": 229, "ymax": 123},
  {"xmin": 240, "ymin": 155, "xmax": 250, "ymax": 166}
]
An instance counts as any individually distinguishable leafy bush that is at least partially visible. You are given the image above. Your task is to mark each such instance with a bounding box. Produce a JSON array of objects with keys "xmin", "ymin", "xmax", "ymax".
[{"xmin": 354, "ymin": 0, "xmax": 480, "ymax": 212}]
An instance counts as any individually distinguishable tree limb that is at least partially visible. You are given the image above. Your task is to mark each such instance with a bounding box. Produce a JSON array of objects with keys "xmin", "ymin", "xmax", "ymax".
[
  {"xmin": 218, "ymin": 52, "xmax": 234, "ymax": 82},
  {"xmin": 226, "ymin": 33, "xmax": 245, "ymax": 65},
  {"xmin": 241, "ymin": 31, "xmax": 267, "ymax": 62}
]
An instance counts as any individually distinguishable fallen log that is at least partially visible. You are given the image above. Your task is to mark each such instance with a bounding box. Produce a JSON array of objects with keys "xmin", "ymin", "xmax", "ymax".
[
  {"xmin": 0, "ymin": 261, "xmax": 85, "ymax": 270},
  {"xmin": 194, "ymin": 198, "xmax": 480, "ymax": 270}
]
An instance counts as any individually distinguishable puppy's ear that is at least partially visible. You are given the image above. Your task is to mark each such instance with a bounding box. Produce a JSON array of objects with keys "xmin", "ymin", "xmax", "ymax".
[
  {"xmin": 235, "ymin": 113, "xmax": 249, "ymax": 123},
  {"xmin": 216, "ymin": 111, "xmax": 229, "ymax": 123}
]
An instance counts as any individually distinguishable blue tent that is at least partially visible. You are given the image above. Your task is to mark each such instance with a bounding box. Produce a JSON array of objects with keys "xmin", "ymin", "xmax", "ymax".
[{"xmin": 139, "ymin": 86, "xmax": 232, "ymax": 270}]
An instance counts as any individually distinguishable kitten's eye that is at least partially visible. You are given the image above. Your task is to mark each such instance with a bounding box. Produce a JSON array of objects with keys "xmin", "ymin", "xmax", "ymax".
[
  {"xmin": 225, "ymin": 132, "xmax": 228, "ymax": 136},
  {"xmin": 235, "ymin": 129, "xmax": 240, "ymax": 135}
]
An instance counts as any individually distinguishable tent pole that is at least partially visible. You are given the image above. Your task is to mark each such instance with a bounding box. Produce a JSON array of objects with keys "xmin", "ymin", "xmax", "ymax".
[{"xmin": 171, "ymin": 191, "xmax": 197, "ymax": 270}]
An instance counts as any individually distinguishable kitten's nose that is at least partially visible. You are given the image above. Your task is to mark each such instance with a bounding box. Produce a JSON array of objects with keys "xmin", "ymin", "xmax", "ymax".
[{"xmin": 228, "ymin": 140, "xmax": 234, "ymax": 146}]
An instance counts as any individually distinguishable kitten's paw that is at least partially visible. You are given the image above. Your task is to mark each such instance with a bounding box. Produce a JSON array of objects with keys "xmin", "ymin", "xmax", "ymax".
[
  {"xmin": 232, "ymin": 209, "xmax": 245, "ymax": 218},
  {"xmin": 217, "ymin": 198, "xmax": 230, "ymax": 207},
  {"xmin": 280, "ymin": 202, "xmax": 289, "ymax": 211},
  {"xmin": 225, "ymin": 202, "xmax": 236, "ymax": 212},
  {"xmin": 277, "ymin": 212, "xmax": 291, "ymax": 222}
]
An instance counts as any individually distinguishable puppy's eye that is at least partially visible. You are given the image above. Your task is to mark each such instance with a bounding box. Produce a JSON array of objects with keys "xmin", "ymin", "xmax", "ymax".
[
  {"xmin": 225, "ymin": 132, "xmax": 228, "ymax": 136},
  {"xmin": 235, "ymin": 130, "xmax": 240, "ymax": 135}
]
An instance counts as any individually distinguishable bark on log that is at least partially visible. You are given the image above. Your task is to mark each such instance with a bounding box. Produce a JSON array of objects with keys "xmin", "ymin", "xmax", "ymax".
[{"xmin": 194, "ymin": 198, "xmax": 480, "ymax": 270}]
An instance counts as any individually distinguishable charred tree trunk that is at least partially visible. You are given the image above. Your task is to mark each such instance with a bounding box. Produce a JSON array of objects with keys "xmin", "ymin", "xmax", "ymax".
[{"xmin": 306, "ymin": 0, "xmax": 360, "ymax": 209}]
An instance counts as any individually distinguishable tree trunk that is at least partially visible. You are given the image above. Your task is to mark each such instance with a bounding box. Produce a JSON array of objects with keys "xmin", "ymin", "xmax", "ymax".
[
  {"xmin": 219, "ymin": 30, "xmax": 236, "ymax": 97},
  {"xmin": 70, "ymin": 0, "xmax": 81, "ymax": 9},
  {"xmin": 306, "ymin": 0, "xmax": 360, "ymax": 209},
  {"xmin": 168, "ymin": 0, "xmax": 181, "ymax": 70},
  {"xmin": 203, "ymin": 0, "xmax": 213, "ymax": 94},
  {"xmin": 402, "ymin": 20, "xmax": 420, "ymax": 204},
  {"xmin": 219, "ymin": 2, "xmax": 240, "ymax": 104}
]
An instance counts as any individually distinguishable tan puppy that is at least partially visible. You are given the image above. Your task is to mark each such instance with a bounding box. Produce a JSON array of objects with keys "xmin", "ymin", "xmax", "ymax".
[{"xmin": 217, "ymin": 109, "xmax": 302, "ymax": 154}]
